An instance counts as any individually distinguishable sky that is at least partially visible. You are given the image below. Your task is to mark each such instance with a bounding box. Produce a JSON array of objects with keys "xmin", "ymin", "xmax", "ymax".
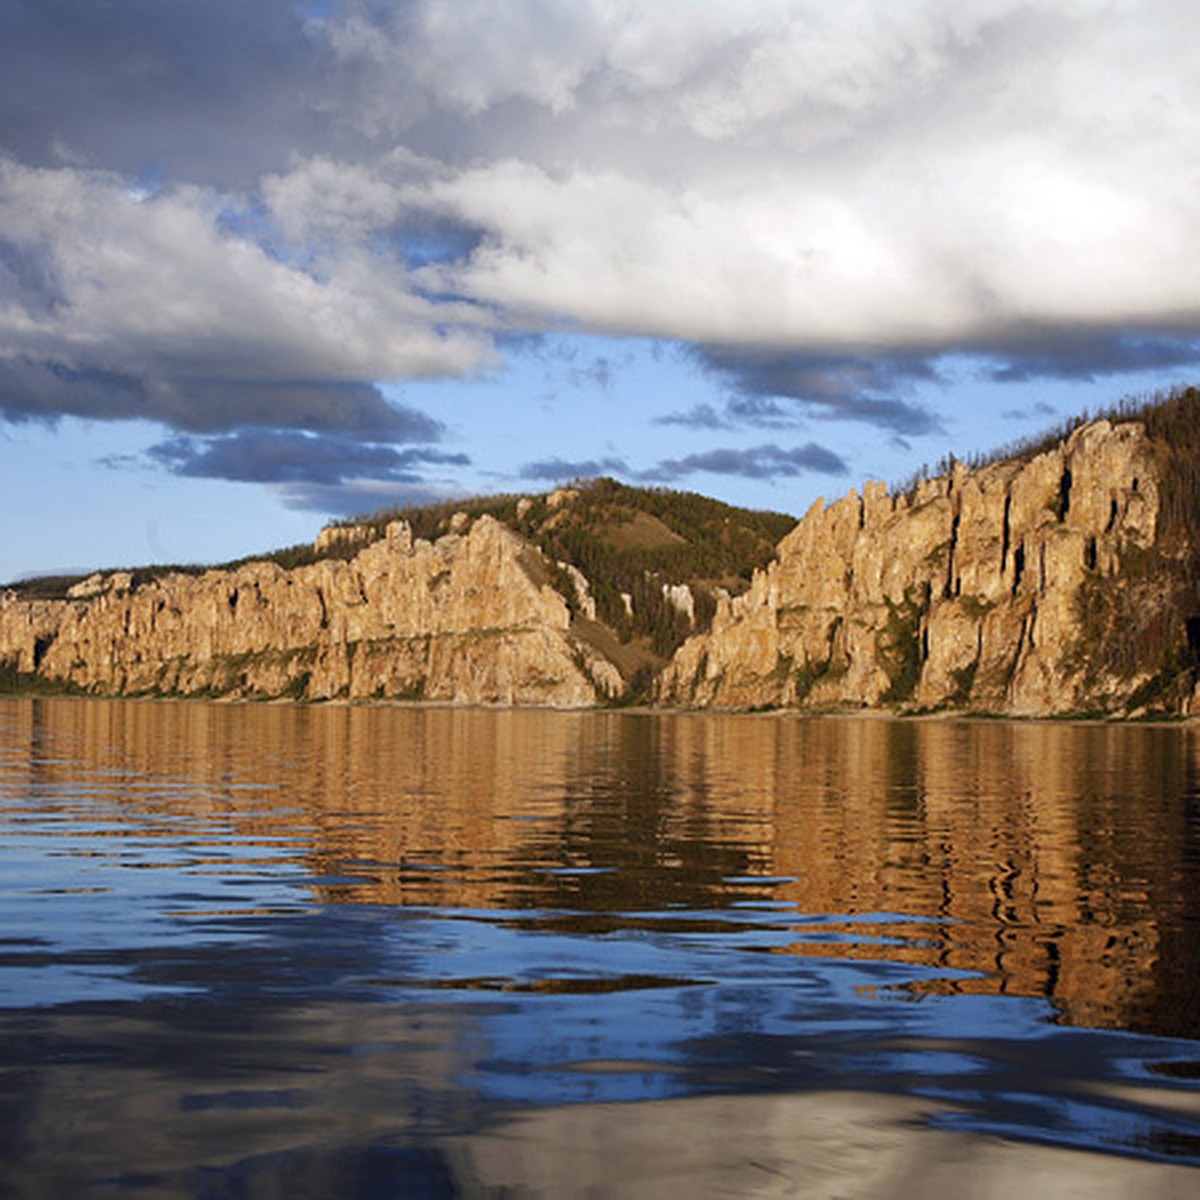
[{"xmin": 2, "ymin": 0, "xmax": 1200, "ymax": 582}]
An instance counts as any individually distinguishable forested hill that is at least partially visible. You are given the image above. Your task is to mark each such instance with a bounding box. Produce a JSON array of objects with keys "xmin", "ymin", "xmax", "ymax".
[
  {"xmin": 9, "ymin": 386, "xmax": 1200, "ymax": 716},
  {"xmin": 332, "ymin": 478, "xmax": 797, "ymax": 659},
  {"xmin": 1, "ymin": 479, "xmax": 798, "ymax": 702}
]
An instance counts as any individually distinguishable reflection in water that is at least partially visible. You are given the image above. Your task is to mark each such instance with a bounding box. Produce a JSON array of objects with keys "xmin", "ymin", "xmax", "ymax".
[
  {"xmin": 8, "ymin": 699, "xmax": 1195, "ymax": 1033},
  {"xmin": 2, "ymin": 698, "xmax": 1200, "ymax": 1195}
]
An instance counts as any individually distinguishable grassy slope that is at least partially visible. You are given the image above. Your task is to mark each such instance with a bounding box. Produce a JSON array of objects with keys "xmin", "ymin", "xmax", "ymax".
[
  {"xmin": 11, "ymin": 385, "xmax": 1200, "ymax": 709},
  {"xmin": 339, "ymin": 477, "xmax": 796, "ymax": 677},
  {"xmin": 3, "ymin": 479, "xmax": 796, "ymax": 689}
]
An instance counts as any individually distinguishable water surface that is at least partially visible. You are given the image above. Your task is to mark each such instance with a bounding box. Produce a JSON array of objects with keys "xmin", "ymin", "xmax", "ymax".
[{"xmin": 2, "ymin": 698, "xmax": 1200, "ymax": 1196}]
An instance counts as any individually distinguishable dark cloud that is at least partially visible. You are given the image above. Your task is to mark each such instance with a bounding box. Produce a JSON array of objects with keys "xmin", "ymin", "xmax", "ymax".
[
  {"xmin": 151, "ymin": 380, "xmax": 444, "ymax": 441},
  {"xmin": 148, "ymin": 431, "xmax": 468, "ymax": 486},
  {"xmin": 0, "ymin": 358, "xmax": 441, "ymax": 442},
  {"xmin": 654, "ymin": 403, "xmax": 733, "ymax": 430},
  {"xmin": 0, "ymin": 0, "xmax": 344, "ymax": 188},
  {"xmin": 1001, "ymin": 400, "xmax": 1058, "ymax": 421},
  {"xmin": 982, "ymin": 329, "xmax": 1200, "ymax": 384},
  {"xmin": 520, "ymin": 442, "xmax": 847, "ymax": 487},
  {"xmin": 724, "ymin": 395, "xmax": 804, "ymax": 429},
  {"xmin": 692, "ymin": 348, "xmax": 944, "ymax": 436},
  {"xmin": 279, "ymin": 480, "xmax": 464, "ymax": 517},
  {"xmin": 0, "ymin": 360, "xmax": 149, "ymax": 425},
  {"xmin": 691, "ymin": 330, "xmax": 1200, "ymax": 438},
  {"xmin": 643, "ymin": 443, "xmax": 848, "ymax": 483},
  {"xmin": 520, "ymin": 455, "xmax": 630, "ymax": 481}
]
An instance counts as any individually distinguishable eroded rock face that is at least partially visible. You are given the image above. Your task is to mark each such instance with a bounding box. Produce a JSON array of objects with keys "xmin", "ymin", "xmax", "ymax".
[
  {"xmin": 0, "ymin": 421, "xmax": 1177, "ymax": 715},
  {"xmin": 0, "ymin": 516, "xmax": 623, "ymax": 706},
  {"xmin": 658, "ymin": 420, "xmax": 1163, "ymax": 716}
]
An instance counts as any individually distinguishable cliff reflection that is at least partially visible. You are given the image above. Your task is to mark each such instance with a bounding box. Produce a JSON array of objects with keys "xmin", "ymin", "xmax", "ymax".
[
  {"xmin": 3, "ymin": 698, "xmax": 1198, "ymax": 1037},
  {"xmin": 660, "ymin": 715, "xmax": 1200, "ymax": 1036}
]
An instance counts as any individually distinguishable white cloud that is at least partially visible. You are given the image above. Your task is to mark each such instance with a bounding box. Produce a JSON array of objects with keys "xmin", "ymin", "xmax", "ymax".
[
  {"xmin": 328, "ymin": 0, "xmax": 1015, "ymax": 144},
  {"xmin": 314, "ymin": 0, "xmax": 1200, "ymax": 357},
  {"xmin": 405, "ymin": 151, "xmax": 1191, "ymax": 350},
  {"xmin": 3, "ymin": 0, "xmax": 1200, "ymax": 438},
  {"xmin": 260, "ymin": 154, "xmax": 429, "ymax": 248},
  {"xmin": 0, "ymin": 157, "xmax": 493, "ymax": 383}
]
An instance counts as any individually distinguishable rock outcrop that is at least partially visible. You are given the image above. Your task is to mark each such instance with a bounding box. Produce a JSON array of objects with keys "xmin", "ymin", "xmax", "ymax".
[
  {"xmin": 659, "ymin": 419, "xmax": 1169, "ymax": 716},
  {"xmin": 0, "ymin": 515, "xmax": 623, "ymax": 706},
  {"xmin": 3, "ymin": 417, "xmax": 1194, "ymax": 715}
]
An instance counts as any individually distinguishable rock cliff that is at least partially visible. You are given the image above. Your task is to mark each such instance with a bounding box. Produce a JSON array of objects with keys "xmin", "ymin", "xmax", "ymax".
[
  {"xmin": 659, "ymin": 418, "xmax": 1179, "ymax": 716},
  {"xmin": 4, "ymin": 411, "xmax": 1199, "ymax": 715},
  {"xmin": 0, "ymin": 515, "xmax": 623, "ymax": 706}
]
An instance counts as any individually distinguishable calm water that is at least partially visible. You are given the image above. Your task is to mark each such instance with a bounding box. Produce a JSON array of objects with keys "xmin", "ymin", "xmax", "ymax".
[{"xmin": 3, "ymin": 697, "xmax": 1200, "ymax": 1197}]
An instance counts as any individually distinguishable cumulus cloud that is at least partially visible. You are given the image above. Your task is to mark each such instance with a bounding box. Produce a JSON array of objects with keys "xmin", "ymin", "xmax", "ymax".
[
  {"xmin": 148, "ymin": 431, "xmax": 468, "ymax": 486},
  {"xmin": 390, "ymin": 0, "xmax": 1200, "ymax": 364},
  {"xmin": 0, "ymin": 155, "xmax": 493, "ymax": 436},
  {"xmin": 3, "ymin": 0, "xmax": 1200, "ymax": 456},
  {"xmin": 326, "ymin": 0, "xmax": 1017, "ymax": 146},
  {"xmin": 644, "ymin": 443, "xmax": 848, "ymax": 483}
]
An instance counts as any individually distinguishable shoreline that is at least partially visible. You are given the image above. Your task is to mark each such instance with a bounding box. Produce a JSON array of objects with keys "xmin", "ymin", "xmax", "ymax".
[{"xmin": 2, "ymin": 687, "xmax": 1195, "ymax": 726}]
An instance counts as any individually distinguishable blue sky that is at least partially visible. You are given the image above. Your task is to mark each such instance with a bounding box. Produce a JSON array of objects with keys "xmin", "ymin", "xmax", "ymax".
[{"xmin": 3, "ymin": 1, "xmax": 1199, "ymax": 582}]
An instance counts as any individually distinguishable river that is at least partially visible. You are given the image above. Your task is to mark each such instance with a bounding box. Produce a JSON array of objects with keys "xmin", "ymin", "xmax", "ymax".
[{"xmin": 2, "ymin": 697, "xmax": 1199, "ymax": 1196}]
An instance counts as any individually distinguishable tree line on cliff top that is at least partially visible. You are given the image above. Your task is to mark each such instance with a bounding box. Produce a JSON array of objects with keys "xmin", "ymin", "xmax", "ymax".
[
  {"xmin": 10, "ymin": 385, "xmax": 1200, "ymax": 681},
  {"xmin": 336, "ymin": 477, "xmax": 796, "ymax": 657},
  {"xmin": 898, "ymin": 384, "xmax": 1200, "ymax": 709}
]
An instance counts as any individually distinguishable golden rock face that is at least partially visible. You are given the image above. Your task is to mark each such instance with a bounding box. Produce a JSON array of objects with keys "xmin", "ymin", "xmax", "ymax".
[
  {"xmin": 0, "ymin": 419, "xmax": 1179, "ymax": 714},
  {"xmin": 0, "ymin": 514, "xmax": 622, "ymax": 706},
  {"xmin": 659, "ymin": 419, "xmax": 1164, "ymax": 716}
]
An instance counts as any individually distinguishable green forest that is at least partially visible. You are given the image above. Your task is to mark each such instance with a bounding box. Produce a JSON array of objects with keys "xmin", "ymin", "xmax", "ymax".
[
  {"xmin": 333, "ymin": 477, "xmax": 796, "ymax": 661},
  {"xmin": 11, "ymin": 384, "xmax": 1200, "ymax": 709}
]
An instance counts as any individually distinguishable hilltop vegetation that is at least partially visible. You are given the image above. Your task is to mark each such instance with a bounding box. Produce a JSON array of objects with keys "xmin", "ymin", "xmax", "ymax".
[
  {"xmin": 3, "ymin": 544, "xmax": 332, "ymax": 601},
  {"xmin": 4, "ymin": 478, "xmax": 796, "ymax": 676},
  {"xmin": 335, "ymin": 478, "xmax": 796, "ymax": 662},
  {"xmin": 896, "ymin": 385, "xmax": 1200, "ymax": 503},
  {"xmin": 9, "ymin": 386, "xmax": 1200, "ymax": 714}
]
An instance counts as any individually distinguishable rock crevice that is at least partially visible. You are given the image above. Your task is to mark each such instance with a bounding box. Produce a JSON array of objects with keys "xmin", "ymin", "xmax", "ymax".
[
  {"xmin": 658, "ymin": 420, "xmax": 1165, "ymax": 716},
  {"xmin": 0, "ymin": 515, "xmax": 623, "ymax": 706},
  {"xmin": 1, "ymin": 419, "xmax": 1189, "ymax": 716}
]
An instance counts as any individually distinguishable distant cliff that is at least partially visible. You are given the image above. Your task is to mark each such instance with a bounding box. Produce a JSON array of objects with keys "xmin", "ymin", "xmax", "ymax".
[
  {"xmin": 660, "ymin": 414, "xmax": 1197, "ymax": 717},
  {"xmin": 0, "ymin": 482, "xmax": 788, "ymax": 707},
  {"xmin": 0, "ymin": 516, "xmax": 622, "ymax": 706},
  {"xmin": 5, "ymin": 397, "xmax": 1200, "ymax": 715}
]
